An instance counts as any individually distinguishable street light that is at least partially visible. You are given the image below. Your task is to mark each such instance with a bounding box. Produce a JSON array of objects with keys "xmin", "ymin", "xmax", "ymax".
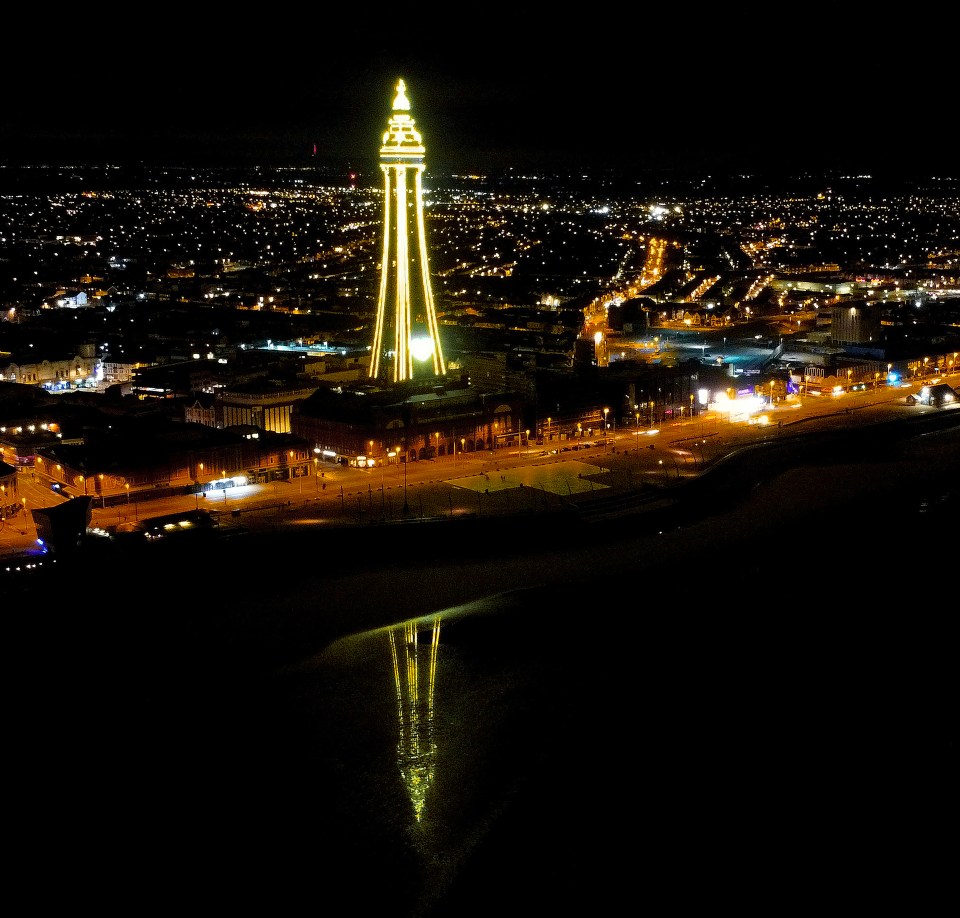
[
  {"xmin": 603, "ymin": 408, "xmax": 609, "ymax": 449},
  {"xmin": 690, "ymin": 440, "xmax": 706, "ymax": 468},
  {"xmin": 658, "ymin": 459, "xmax": 668, "ymax": 484}
]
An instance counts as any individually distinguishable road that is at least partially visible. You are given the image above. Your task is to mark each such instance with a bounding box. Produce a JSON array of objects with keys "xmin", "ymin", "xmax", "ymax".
[{"xmin": 2, "ymin": 375, "xmax": 954, "ymax": 561}]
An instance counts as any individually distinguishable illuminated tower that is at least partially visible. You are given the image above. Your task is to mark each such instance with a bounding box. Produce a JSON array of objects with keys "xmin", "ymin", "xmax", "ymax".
[{"xmin": 370, "ymin": 79, "xmax": 446, "ymax": 384}]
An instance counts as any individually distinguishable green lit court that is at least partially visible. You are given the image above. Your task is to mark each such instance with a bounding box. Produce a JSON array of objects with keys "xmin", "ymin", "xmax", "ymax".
[{"xmin": 448, "ymin": 459, "xmax": 611, "ymax": 496}]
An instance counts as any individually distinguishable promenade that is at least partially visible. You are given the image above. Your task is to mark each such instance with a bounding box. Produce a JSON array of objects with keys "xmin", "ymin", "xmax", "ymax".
[
  {"xmin": 3, "ymin": 386, "xmax": 956, "ymax": 563},
  {"xmin": 0, "ymin": 429, "xmax": 693, "ymax": 562}
]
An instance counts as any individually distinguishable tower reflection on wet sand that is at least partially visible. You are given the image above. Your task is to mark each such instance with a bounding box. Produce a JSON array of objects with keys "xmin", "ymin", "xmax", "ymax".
[{"xmin": 389, "ymin": 616, "xmax": 442, "ymax": 821}]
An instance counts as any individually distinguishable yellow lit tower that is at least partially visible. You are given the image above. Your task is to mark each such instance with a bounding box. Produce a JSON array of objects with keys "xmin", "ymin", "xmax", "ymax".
[{"xmin": 370, "ymin": 79, "xmax": 446, "ymax": 384}]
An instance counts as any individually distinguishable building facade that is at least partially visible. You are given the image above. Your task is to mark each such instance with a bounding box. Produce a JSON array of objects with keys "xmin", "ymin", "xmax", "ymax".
[{"xmin": 0, "ymin": 342, "xmax": 100, "ymax": 390}]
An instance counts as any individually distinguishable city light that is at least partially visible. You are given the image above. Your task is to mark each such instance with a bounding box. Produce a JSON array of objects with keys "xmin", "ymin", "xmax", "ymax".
[{"xmin": 709, "ymin": 391, "xmax": 766, "ymax": 420}]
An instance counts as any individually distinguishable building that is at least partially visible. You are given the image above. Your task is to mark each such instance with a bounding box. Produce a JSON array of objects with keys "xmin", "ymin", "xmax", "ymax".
[
  {"xmin": 831, "ymin": 301, "xmax": 882, "ymax": 346},
  {"xmin": 34, "ymin": 415, "xmax": 313, "ymax": 502},
  {"xmin": 369, "ymin": 79, "xmax": 446, "ymax": 384},
  {"xmin": 291, "ymin": 79, "xmax": 517, "ymax": 468},
  {"xmin": 30, "ymin": 496, "xmax": 92, "ymax": 555},
  {"xmin": 291, "ymin": 378, "xmax": 526, "ymax": 467},
  {"xmin": 0, "ymin": 342, "xmax": 100, "ymax": 390},
  {"xmin": 0, "ymin": 458, "xmax": 21, "ymax": 521},
  {"xmin": 219, "ymin": 380, "xmax": 318, "ymax": 434}
]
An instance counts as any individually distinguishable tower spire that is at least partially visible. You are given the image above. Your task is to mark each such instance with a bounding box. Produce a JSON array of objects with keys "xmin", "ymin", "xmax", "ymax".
[{"xmin": 370, "ymin": 79, "xmax": 446, "ymax": 384}]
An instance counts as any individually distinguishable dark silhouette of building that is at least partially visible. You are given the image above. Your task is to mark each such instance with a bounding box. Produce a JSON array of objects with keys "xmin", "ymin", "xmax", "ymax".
[{"xmin": 31, "ymin": 495, "xmax": 92, "ymax": 555}]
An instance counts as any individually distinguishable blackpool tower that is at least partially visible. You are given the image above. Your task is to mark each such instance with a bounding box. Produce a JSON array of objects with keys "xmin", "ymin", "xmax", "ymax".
[{"xmin": 369, "ymin": 79, "xmax": 446, "ymax": 384}]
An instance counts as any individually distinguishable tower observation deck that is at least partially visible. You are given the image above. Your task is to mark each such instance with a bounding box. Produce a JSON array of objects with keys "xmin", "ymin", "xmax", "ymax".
[{"xmin": 369, "ymin": 79, "xmax": 446, "ymax": 385}]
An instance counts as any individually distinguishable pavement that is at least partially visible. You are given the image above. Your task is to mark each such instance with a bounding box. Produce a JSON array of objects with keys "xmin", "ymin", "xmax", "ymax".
[{"xmin": 0, "ymin": 511, "xmax": 46, "ymax": 562}]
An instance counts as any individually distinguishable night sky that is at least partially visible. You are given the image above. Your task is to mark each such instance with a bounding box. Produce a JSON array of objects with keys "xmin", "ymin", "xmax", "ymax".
[{"xmin": 2, "ymin": 14, "xmax": 953, "ymax": 178}]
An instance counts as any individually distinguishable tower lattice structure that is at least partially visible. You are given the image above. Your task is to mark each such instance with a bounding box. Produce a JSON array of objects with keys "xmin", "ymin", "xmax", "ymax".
[{"xmin": 369, "ymin": 79, "xmax": 446, "ymax": 384}]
